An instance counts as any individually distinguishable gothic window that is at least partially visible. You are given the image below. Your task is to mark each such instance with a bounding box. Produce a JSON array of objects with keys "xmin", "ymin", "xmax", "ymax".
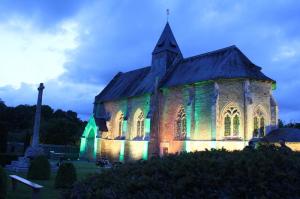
[
  {"xmin": 253, "ymin": 107, "xmax": 266, "ymax": 138},
  {"xmin": 175, "ymin": 106, "xmax": 186, "ymax": 140},
  {"xmin": 224, "ymin": 115, "xmax": 231, "ymax": 136},
  {"xmin": 136, "ymin": 111, "xmax": 144, "ymax": 137},
  {"xmin": 223, "ymin": 105, "xmax": 240, "ymax": 137},
  {"xmin": 253, "ymin": 117, "xmax": 259, "ymax": 137},
  {"xmin": 233, "ymin": 115, "xmax": 240, "ymax": 136},
  {"xmin": 260, "ymin": 117, "xmax": 265, "ymax": 136}
]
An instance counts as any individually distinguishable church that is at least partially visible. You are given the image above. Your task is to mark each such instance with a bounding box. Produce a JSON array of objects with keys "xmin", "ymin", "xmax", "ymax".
[{"xmin": 79, "ymin": 22, "xmax": 278, "ymax": 161}]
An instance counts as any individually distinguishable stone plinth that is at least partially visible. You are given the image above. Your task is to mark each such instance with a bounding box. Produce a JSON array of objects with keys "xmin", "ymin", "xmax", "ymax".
[{"xmin": 25, "ymin": 146, "xmax": 45, "ymax": 158}]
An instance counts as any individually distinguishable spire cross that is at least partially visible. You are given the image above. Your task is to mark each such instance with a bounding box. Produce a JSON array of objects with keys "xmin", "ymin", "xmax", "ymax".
[{"xmin": 166, "ymin": 9, "xmax": 170, "ymax": 22}]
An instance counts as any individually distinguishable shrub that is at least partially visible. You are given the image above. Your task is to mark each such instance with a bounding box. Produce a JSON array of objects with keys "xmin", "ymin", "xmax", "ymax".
[
  {"xmin": 0, "ymin": 166, "xmax": 7, "ymax": 199},
  {"xmin": 55, "ymin": 162, "xmax": 77, "ymax": 189},
  {"xmin": 27, "ymin": 155, "xmax": 51, "ymax": 180},
  {"xmin": 68, "ymin": 145, "xmax": 300, "ymax": 199}
]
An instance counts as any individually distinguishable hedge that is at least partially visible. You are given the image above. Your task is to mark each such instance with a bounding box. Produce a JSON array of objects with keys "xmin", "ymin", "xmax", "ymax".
[
  {"xmin": 68, "ymin": 145, "xmax": 300, "ymax": 199},
  {"xmin": 55, "ymin": 162, "xmax": 77, "ymax": 189},
  {"xmin": 0, "ymin": 166, "xmax": 7, "ymax": 199},
  {"xmin": 27, "ymin": 155, "xmax": 51, "ymax": 180}
]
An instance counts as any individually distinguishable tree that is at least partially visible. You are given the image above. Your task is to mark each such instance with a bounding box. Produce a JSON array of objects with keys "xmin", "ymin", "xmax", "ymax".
[
  {"xmin": 0, "ymin": 104, "xmax": 85, "ymax": 146},
  {"xmin": 0, "ymin": 122, "xmax": 8, "ymax": 153},
  {"xmin": 41, "ymin": 118, "xmax": 83, "ymax": 145}
]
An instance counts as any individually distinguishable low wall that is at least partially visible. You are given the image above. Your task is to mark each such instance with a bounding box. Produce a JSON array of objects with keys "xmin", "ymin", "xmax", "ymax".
[
  {"xmin": 166, "ymin": 140, "xmax": 248, "ymax": 155},
  {"xmin": 98, "ymin": 139, "xmax": 149, "ymax": 162}
]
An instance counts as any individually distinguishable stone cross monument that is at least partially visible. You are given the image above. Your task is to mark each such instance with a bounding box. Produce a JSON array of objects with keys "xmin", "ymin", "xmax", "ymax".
[
  {"xmin": 32, "ymin": 83, "xmax": 44, "ymax": 147},
  {"xmin": 25, "ymin": 83, "xmax": 45, "ymax": 158},
  {"xmin": 6, "ymin": 83, "xmax": 46, "ymax": 171}
]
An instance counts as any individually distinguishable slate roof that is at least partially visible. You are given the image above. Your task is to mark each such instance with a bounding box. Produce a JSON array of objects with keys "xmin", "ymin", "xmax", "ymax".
[
  {"xmin": 264, "ymin": 128, "xmax": 300, "ymax": 142},
  {"xmin": 160, "ymin": 45, "xmax": 274, "ymax": 88},
  {"xmin": 95, "ymin": 23, "xmax": 274, "ymax": 103},
  {"xmin": 95, "ymin": 66, "xmax": 152, "ymax": 102}
]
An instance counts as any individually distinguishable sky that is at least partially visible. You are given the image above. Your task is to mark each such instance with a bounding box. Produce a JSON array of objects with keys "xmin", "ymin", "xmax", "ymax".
[{"xmin": 0, "ymin": 0, "xmax": 299, "ymax": 123}]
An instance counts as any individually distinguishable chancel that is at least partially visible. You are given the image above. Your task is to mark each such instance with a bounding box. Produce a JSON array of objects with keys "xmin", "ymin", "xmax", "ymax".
[{"xmin": 80, "ymin": 22, "xmax": 278, "ymax": 161}]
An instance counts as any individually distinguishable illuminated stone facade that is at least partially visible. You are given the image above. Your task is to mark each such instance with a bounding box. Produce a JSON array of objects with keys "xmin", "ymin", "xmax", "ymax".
[{"xmin": 80, "ymin": 23, "xmax": 278, "ymax": 161}]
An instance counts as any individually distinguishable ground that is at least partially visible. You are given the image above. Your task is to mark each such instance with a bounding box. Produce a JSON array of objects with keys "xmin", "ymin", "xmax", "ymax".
[{"xmin": 6, "ymin": 160, "xmax": 100, "ymax": 199}]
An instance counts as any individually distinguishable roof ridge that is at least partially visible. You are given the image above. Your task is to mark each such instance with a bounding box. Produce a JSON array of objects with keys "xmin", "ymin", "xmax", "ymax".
[
  {"xmin": 183, "ymin": 45, "xmax": 237, "ymax": 62},
  {"xmin": 121, "ymin": 66, "xmax": 151, "ymax": 74}
]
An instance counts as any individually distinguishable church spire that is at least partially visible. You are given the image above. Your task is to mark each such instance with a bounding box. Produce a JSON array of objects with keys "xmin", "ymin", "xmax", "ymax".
[
  {"xmin": 151, "ymin": 22, "xmax": 182, "ymax": 78},
  {"xmin": 152, "ymin": 22, "xmax": 182, "ymax": 56}
]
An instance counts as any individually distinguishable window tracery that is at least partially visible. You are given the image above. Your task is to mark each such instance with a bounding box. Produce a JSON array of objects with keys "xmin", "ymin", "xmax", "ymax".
[
  {"xmin": 223, "ymin": 105, "xmax": 240, "ymax": 137},
  {"xmin": 253, "ymin": 107, "xmax": 266, "ymax": 137},
  {"xmin": 136, "ymin": 111, "xmax": 144, "ymax": 137},
  {"xmin": 175, "ymin": 106, "xmax": 186, "ymax": 140}
]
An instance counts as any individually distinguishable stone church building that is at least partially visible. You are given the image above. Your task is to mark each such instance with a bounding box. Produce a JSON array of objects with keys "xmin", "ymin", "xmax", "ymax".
[{"xmin": 80, "ymin": 23, "xmax": 278, "ymax": 161}]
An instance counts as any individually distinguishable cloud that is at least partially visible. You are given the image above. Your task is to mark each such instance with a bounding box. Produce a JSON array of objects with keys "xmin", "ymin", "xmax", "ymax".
[
  {"xmin": 0, "ymin": 0, "xmax": 89, "ymax": 29},
  {"xmin": 0, "ymin": 18, "xmax": 79, "ymax": 88}
]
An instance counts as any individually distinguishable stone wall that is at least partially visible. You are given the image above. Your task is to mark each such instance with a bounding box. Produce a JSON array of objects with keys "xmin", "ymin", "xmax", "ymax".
[
  {"xmin": 93, "ymin": 79, "xmax": 277, "ymax": 160},
  {"xmin": 216, "ymin": 79, "xmax": 245, "ymax": 140},
  {"xmin": 159, "ymin": 81, "xmax": 214, "ymax": 154},
  {"xmin": 102, "ymin": 94, "xmax": 151, "ymax": 139}
]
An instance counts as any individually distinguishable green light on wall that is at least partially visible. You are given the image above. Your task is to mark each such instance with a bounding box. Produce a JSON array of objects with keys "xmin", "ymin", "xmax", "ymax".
[
  {"xmin": 145, "ymin": 118, "xmax": 151, "ymax": 136},
  {"xmin": 185, "ymin": 140, "xmax": 191, "ymax": 152},
  {"xmin": 186, "ymin": 105, "xmax": 191, "ymax": 139},
  {"xmin": 79, "ymin": 116, "xmax": 99, "ymax": 160},
  {"xmin": 119, "ymin": 140, "xmax": 126, "ymax": 162},
  {"xmin": 79, "ymin": 137, "xmax": 86, "ymax": 155},
  {"xmin": 122, "ymin": 120, "xmax": 127, "ymax": 136},
  {"xmin": 272, "ymin": 82, "xmax": 277, "ymax": 90},
  {"xmin": 194, "ymin": 85, "xmax": 201, "ymax": 139},
  {"xmin": 142, "ymin": 141, "xmax": 149, "ymax": 160}
]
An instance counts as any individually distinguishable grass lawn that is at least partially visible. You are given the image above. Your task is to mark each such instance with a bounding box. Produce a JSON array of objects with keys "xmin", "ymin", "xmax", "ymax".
[{"xmin": 6, "ymin": 160, "xmax": 101, "ymax": 199}]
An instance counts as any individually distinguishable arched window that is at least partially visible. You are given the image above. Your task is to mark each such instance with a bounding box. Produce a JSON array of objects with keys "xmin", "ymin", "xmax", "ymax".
[
  {"xmin": 175, "ymin": 106, "xmax": 186, "ymax": 140},
  {"xmin": 223, "ymin": 105, "xmax": 240, "ymax": 137},
  {"xmin": 136, "ymin": 111, "xmax": 144, "ymax": 137},
  {"xmin": 260, "ymin": 117, "xmax": 265, "ymax": 136},
  {"xmin": 115, "ymin": 111, "xmax": 124, "ymax": 138},
  {"xmin": 233, "ymin": 115, "xmax": 240, "ymax": 136},
  {"xmin": 253, "ymin": 117, "xmax": 259, "ymax": 137},
  {"xmin": 224, "ymin": 115, "xmax": 231, "ymax": 136},
  {"xmin": 253, "ymin": 107, "xmax": 266, "ymax": 137}
]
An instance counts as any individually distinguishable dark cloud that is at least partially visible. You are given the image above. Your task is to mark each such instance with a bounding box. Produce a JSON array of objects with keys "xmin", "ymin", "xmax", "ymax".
[{"xmin": 0, "ymin": 0, "xmax": 89, "ymax": 29}]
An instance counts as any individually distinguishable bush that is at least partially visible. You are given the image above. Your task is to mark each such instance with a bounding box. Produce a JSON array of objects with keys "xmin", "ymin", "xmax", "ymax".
[
  {"xmin": 55, "ymin": 162, "xmax": 77, "ymax": 189},
  {"xmin": 68, "ymin": 145, "xmax": 300, "ymax": 199},
  {"xmin": 0, "ymin": 153, "xmax": 19, "ymax": 166},
  {"xmin": 0, "ymin": 166, "xmax": 7, "ymax": 199},
  {"xmin": 27, "ymin": 156, "xmax": 51, "ymax": 180}
]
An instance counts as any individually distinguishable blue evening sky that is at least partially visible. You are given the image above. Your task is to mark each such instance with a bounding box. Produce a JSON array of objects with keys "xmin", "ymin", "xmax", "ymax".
[{"xmin": 0, "ymin": 0, "xmax": 299, "ymax": 122}]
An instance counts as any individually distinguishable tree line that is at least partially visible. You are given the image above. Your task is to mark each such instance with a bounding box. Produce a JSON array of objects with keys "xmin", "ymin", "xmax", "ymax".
[{"xmin": 0, "ymin": 99, "xmax": 86, "ymax": 153}]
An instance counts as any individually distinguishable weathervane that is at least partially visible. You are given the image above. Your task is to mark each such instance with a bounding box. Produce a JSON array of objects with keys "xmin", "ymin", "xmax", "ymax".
[{"xmin": 166, "ymin": 9, "xmax": 170, "ymax": 22}]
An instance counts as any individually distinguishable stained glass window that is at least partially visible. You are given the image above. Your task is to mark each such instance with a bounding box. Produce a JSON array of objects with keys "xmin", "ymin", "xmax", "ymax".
[
  {"xmin": 260, "ymin": 117, "xmax": 265, "ymax": 136},
  {"xmin": 253, "ymin": 116, "xmax": 259, "ymax": 137},
  {"xmin": 223, "ymin": 105, "xmax": 240, "ymax": 137},
  {"xmin": 233, "ymin": 115, "xmax": 239, "ymax": 136},
  {"xmin": 253, "ymin": 108, "xmax": 266, "ymax": 138},
  {"xmin": 224, "ymin": 115, "xmax": 231, "ymax": 136},
  {"xmin": 136, "ymin": 111, "xmax": 144, "ymax": 137},
  {"xmin": 175, "ymin": 107, "xmax": 186, "ymax": 140}
]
